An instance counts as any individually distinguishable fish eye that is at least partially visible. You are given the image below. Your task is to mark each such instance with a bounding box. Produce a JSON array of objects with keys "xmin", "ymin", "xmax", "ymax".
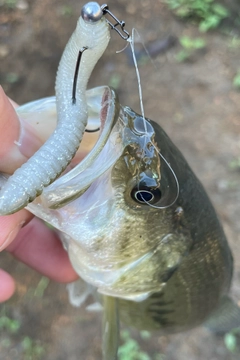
[{"xmin": 131, "ymin": 185, "xmax": 162, "ymax": 204}]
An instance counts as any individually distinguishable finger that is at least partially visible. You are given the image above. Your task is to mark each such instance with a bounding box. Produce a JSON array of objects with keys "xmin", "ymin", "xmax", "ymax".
[
  {"xmin": 1, "ymin": 87, "xmax": 96, "ymax": 171},
  {"xmin": 8, "ymin": 98, "xmax": 18, "ymax": 109},
  {"xmin": 0, "ymin": 87, "xmax": 42, "ymax": 174},
  {"xmin": 0, "ymin": 210, "xmax": 33, "ymax": 251},
  {"xmin": 6, "ymin": 217, "xmax": 78, "ymax": 283},
  {"xmin": 0, "ymin": 269, "xmax": 15, "ymax": 302}
]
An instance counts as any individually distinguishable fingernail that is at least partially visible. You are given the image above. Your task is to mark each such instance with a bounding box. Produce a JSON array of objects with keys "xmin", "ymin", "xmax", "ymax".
[
  {"xmin": 0, "ymin": 221, "xmax": 25, "ymax": 251},
  {"xmin": 17, "ymin": 119, "xmax": 43, "ymax": 159}
]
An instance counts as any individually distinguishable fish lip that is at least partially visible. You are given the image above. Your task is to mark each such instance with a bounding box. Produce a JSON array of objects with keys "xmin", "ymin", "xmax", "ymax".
[{"xmin": 98, "ymin": 288, "xmax": 157, "ymax": 302}]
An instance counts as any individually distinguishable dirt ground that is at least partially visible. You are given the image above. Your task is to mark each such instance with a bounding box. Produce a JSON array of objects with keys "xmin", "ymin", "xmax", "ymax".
[{"xmin": 0, "ymin": 0, "xmax": 240, "ymax": 359}]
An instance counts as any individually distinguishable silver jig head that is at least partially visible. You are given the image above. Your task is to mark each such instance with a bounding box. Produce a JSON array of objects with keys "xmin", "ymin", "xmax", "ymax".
[{"xmin": 81, "ymin": 2, "xmax": 104, "ymax": 23}]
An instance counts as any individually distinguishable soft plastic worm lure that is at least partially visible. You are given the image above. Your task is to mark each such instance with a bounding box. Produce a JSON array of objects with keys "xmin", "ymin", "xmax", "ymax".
[{"xmin": 0, "ymin": 2, "xmax": 116, "ymax": 215}]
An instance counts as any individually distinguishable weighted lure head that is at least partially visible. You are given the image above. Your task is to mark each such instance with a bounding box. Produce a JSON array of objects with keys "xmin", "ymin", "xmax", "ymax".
[{"xmin": 81, "ymin": 2, "xmax": 103, "ymax": 23}]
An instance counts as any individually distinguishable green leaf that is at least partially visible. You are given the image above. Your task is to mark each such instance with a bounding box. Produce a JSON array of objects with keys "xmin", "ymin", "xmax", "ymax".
[
  {"xmin": 0, "ymin": 316, "xmax": 20, "ymax": 333},
  {"xmin": 233, "ymin": 73, "xmax": 240, "ymax": 89},
  {"xmin": 34, "ymin": 276, "xmax": 49, "ymax": 298},
  {"xmin": 138, "ymin": 353, "xmax": 151, "ymax": 360},
  {"xmin": 229, "ymin": 158, "xmax": 240, "ymax": 169},
  {"xmin": 22, "ymin": 336, "xmax": 33, "ymax": 351},
  {"xmin": 120, "ymin": 330, "xmax": 130, "ymax": 341},
  {"xmin": 212, "ymin": 4, "xmax": 229, "ymax": 18},
  {"xmin": 224, "ymin": 333, "xmax": 237, "ymax": 353},
  {"xmin": 175, "ymin": 6, "xmax": 191, "ymax": 18},
  {"xmin": 180, "ymin": 36, "xmax": 206, "ymax": 49},
  {"xmin": 165, "ymin": 0, "xmax": 231, "ymax": 32},
  {"xmin": 199, "ymin": 15, "xmax": 220, "ymax": 32},
  {"xmin": 140, "ymin": 330, "xmax": 151, "ymax": 340},
  {"xmin": 175, "ymin": 50, "xmax": 190, "ymax": 62}
]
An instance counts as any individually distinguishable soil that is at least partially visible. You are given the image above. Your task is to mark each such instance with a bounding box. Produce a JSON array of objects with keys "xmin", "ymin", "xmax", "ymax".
[{"xmin": 0, "ymin": 0, "xmax": 240, "ymax": 359}]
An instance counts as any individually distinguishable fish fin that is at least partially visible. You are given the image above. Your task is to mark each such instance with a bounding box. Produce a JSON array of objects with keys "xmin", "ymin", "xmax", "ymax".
[
  {"xmin": 66, "ymin": 278, "xmax": 92, "ymax": 307},
  {"xmin": 102, "ymin": 295, "xmax": 119, "ymax": 360},
  {"xmin": 86, "ymin": 302, "xmax": 103, "ymax": 312},
  {"xmin": 204, "ymin": 295, "xmax": 240, "ymax": 334}
]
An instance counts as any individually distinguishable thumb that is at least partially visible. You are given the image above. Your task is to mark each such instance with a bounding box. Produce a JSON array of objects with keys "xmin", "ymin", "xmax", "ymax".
[{"xmin": 0, "ymin": 86, "xmax": 42, "ymax": 174}]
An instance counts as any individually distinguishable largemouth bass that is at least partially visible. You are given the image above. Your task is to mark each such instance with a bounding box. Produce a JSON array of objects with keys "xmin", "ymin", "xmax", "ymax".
[
  {"xmin": 0, "ymin": 2, "xmax": 238, "ymax": 359},
  {"xmin": 0, "ymin": 84, "xmax": 237, "ymax": 350}
]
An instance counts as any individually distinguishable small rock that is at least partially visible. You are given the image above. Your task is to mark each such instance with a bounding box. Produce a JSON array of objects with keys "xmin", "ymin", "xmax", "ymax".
[
  {"xmin": 16, "ymin": 0, "xmax": 29, "ymax": 11},
  {"xmin": 0, "ymin": 45, "xmax": 9, "ymax": 58}
]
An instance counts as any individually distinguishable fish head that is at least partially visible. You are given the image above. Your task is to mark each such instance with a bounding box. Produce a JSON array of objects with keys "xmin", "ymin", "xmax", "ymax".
[{"xmin": 112, "ymin": 105, "xmax": 179, "ymax": 210}]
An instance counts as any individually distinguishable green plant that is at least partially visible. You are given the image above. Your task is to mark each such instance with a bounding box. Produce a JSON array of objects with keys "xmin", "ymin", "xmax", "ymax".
[
  {"xmin": 21, "ymin": 336, "xmax": 46, "ymax": 360},
  {"xmin": 228, "ymin": 37, "xmax": 240, "ymax": 49},
  {"xmin": 34, "ymin": 276, "xmax": 50, "ymax": 298},
  {"xmin": 175, "ymin": 36, "xmax": 206, "ymax": 62},
  {"xmin": 224, "ymin": 327, "xmax": 240, "ymax": 353},
  {"xmin": 229, "ymin": 157, "xmax": 240, "ymax": 170},
  {"xmin": 180, "ymin": 36, "xmax": 206, "ymax": 49},
  {"xmin": 5, "ymin": 72, "xmax": 19, "ymax": 84},
  {"xmin": 165, "ymin": 0, "xmax": 230, "ymax": 32},
  {"xmin": 0, "ymin": 308, "xmax": 46, "ymax": 359},
  {"xmin": 0, "ymin": 0, "xmax": 17, "ymax": 8},
  {"xmin": 233, "ymin": 72, "xmax": 240, "ymax": 89},
  {"xmin": 118, "ymin": 330, "xmax": 151, "ymax": 360},
  {"xmin": 59, "ymin": 5, "xmax": 73, "ymax": 17},
  {"xmin": 0, "ymin": 315, "xmax": 21, "ymax": 334},
  {"xmin": 109, "ymin": 73, "xmax": 121, "ymax": 90},
  {"xmin": 154, "ymin": 355, "xmax": 166, "ymax": 360},
  {"xmin": 118, "ymin": 330, "xmax": 166, "ymax": 360},
  {"xmin": 140, "ymin": 330, "xmax": 151, "ymax": 340}
]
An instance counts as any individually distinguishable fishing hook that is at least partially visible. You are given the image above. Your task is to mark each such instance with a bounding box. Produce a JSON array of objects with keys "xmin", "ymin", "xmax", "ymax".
[
  {"xmin": 72, "ymin": 46, "xmax": 88, "ymax": 105},
  {"xmin": 85, "ymin": 127, "xmax": 100, "ymax": 133}
]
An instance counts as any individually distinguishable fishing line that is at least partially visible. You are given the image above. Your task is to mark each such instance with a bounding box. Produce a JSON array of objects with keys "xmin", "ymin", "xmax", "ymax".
[
  {"xmin": 115, "ymin": 42, "xmax": 129, "ymax": 54},
  {"xmin": 129, "ymin": 28, "xmax": 158, "ymax": 71},
  {"xmin": 142, "ymin": 149, "xmax": 179, "ymax": 209},
  {"xmin": 128, "ymin": 28, "xmax": 179, "ymax": 209},
  {"xmin": 127, "ymin": 28, "xmax": 149, "ymax": 204},
  {"xmin": 128, "ymin": 28, "xmax": 147, "ymax": 133}
]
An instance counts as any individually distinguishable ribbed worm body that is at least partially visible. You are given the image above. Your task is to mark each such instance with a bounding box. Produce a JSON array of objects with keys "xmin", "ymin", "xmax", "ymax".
[{"xmin": 0, "ymin": 7, "xmax": 110, "ymax": 215}]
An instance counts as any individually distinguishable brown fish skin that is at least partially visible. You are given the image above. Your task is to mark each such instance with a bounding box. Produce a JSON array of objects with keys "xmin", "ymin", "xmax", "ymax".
[{"xmin": 110, "ymin": 107, "xmax": 233, "ymax": 333}]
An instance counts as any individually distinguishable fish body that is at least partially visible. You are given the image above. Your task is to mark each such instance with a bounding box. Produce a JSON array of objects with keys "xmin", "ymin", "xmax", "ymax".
[
  {"xmin": 65, "ymin": 104, "xmax": 233, "ymax": 333},
  {"xmin": 116, "ymin": 109, "xmax": 233, "ymax": 333},
  {"xmin": 4, "ymin": 89, "xmax": 232, "ymax": 334}
]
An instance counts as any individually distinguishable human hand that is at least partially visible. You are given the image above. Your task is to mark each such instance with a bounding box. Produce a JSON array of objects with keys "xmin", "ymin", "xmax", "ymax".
[{"xmin": 0, "ymin": 87, "xmax": 78, "ymax": 302}]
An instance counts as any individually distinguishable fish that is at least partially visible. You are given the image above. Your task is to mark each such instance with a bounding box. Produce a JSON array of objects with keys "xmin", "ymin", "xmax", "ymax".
[
  {"xmin": 1, "ymin": 84, "xmax": 238, "ymax": 359},
  {"xmin": 0, "ymin": 2, "xmax": 239, "ymax": 360}
]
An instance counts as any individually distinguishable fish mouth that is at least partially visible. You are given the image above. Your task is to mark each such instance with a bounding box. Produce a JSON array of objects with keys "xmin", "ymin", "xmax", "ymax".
[{"xmin": 40, "ymin": 86, "xmax": 121, "ymax": 209}]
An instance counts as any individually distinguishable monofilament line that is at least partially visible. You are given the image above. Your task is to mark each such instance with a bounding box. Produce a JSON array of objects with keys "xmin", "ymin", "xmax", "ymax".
[
  {"xmin": 128, "ymin": 28, "xmax": 179, "ymax": 209},
  {"xmin": 128, "ymin": 28, "xmax": 148, "ymax": 135}
]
